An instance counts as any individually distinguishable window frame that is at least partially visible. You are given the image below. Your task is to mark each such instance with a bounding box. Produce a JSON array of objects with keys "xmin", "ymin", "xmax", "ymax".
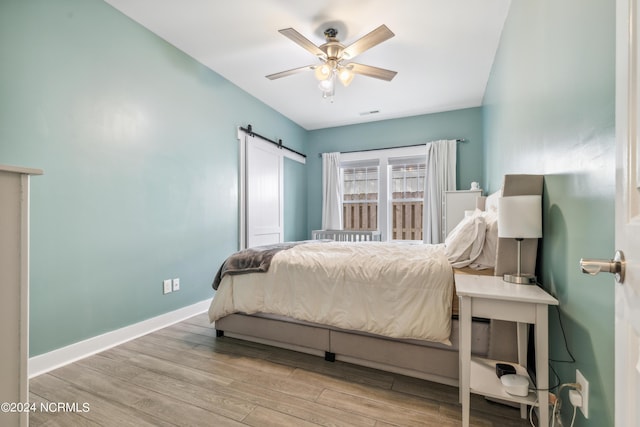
[{"xmin": 339, "ymin": 145, "xmax": 426, "ymax": 241}]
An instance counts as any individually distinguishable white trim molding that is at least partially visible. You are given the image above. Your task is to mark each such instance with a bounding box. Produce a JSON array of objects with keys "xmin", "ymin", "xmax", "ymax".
[{"xmin": 29, "ymin": 298, "xmax": 212, "ymax": 378}]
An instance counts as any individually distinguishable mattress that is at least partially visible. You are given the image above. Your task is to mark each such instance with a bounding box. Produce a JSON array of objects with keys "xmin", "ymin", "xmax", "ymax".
[{"xmin": 210, "ymin": 241, "xmax": 455, "ymax": 344}]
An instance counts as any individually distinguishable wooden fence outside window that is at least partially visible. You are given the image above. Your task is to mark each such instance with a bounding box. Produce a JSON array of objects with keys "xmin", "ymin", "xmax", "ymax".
[
  {"xmin": 391, "ymin": 200, "xmax": 423, "ymax": 240},
  {"xmin": 343, "ymin": 194, "xmax": 423, "ymax": 240}
]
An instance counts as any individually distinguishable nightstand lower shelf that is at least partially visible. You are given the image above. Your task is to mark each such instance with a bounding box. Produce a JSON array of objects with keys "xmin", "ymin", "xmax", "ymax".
[{"xmin": 470, "ymin": 357, "xmax": 537, "ymax": 406}]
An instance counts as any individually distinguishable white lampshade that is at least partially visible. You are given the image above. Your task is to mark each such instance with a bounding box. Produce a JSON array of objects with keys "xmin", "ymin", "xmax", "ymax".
[{"xmin": 497, "ymin": 196, "xmax": 542, "ymax": 239}]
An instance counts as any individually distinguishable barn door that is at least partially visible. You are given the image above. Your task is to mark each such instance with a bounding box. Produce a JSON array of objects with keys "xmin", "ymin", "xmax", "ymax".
[{"xmin": 243, "ymin": 132, "xmax": 284, "ymax": 248}]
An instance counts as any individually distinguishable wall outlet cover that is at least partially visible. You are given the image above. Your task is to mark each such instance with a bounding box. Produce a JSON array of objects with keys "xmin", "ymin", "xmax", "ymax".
[
  {"xmin": 576, "ymin": 369, "xmax": 589, "ymax": 418},
  {"xmin": 163, "ymin": 279, "xmax": 172, "ymax": 294},
  {"xmin": 172, "ymin": 278, "xmax": 180, "ymax": 291}
]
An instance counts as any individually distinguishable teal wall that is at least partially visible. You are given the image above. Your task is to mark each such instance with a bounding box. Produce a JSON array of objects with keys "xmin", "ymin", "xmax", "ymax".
[
  {"xmin": 483, "ymin": 1, "xmax": 615, "ymax": 426},
  {"xmin": 306, "ymin": 108, "xmax": 484, "ymax": 235},
  {"xmin": 0, "ymin": 0, "xmax": 307, "ymax": 356}
]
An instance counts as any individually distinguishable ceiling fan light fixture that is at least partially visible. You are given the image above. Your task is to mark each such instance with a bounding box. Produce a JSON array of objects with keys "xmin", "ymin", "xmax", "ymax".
[
  {"xmin": 318, "ymin": 77, "xmax": 334, "ymax": 92},
  {"xmin": 314, "ymin": 63, "xmax": 332, "ymax": 80},
  {"xmin": 314, "ymin": 59, "xmax": 337, "ymax": 81},
  {"xmin": 318, "ymin": 74, "xmax": 335, "ymax": 103},
  {"xmin": 321, "ymin": 87, "xmax": 335, "ymax": 103},
  {"xmin": 337, "ymin": 66, "xmax": 355, "ymax": 87}
]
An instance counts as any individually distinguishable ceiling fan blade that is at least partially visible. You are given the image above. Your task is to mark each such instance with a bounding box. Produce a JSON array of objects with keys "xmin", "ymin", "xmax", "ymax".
[
  {"xmin": 266, "ymin": 64, "xmax": 315, "ymax": 80},
  {"xmin": 341, "ymin": 25, "xmax": 395, "ymax": 60},
  {"xmin": 349, "ymin": 63, "xmax": 397, "ymax": 81},
  {"xmin": 279, "ymin": 28, "xmax": 327, "ymax": 60}
]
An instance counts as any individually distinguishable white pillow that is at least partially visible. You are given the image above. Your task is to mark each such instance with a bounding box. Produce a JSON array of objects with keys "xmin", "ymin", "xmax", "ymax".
[
  {"xmin": 471, "ymin": 209, "xmax": 499, "ymax": 270},
  {"xmin": 485, "ymin": 189, "xmax": 503, "ymax": 212},
  {"xmin": 445, "ymin": 210, "xmax": 486, "ymax": 268}
]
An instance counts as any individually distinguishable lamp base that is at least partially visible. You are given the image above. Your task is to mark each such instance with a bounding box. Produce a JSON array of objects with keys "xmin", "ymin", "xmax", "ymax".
[{"xmin": 503, "ymin": 273, "xmax": 537, "ymax": 285}]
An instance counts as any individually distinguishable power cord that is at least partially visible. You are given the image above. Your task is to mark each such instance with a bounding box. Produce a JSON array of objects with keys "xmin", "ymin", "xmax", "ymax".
[
  {"xmin": 549, "ymin": 305, "xmax": 576, "ymax": 364},
  {"xmin": 518, "ymin": 286, "xmax": 580, "ymax": 427},
  {"xmin": 527, "ymin": 393, "xmax": 561, "ymax": 427},
  {"xmin": 526, "ymin": 299, "xmax": 575, "ymax": 394},
  {"xmin": 569, "ymin": 405, "xmax": 578, "ymax": 426},
  {"xmin": 567, "ymin": 389, "xmax": 582, "ymax": 427},
  {"xmin": 547, "ymin": 293, "xmax": 580, "ymax": 426},
  {"xmin": 529, "ymin": 397, "xmax": 538, "ymax": 427},
  {"xmin": 550, "ymin": 394, "xmax": 559, "ymax": 427},
  {"xmin": 552, "ymin": 383, "xmax": 582, "ymax": 427}
]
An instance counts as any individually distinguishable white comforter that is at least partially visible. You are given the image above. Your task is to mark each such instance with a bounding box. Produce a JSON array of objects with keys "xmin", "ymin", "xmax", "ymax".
[{"xmin": 208, "ymin": 241, "xmax": 454, "ymax": 344}]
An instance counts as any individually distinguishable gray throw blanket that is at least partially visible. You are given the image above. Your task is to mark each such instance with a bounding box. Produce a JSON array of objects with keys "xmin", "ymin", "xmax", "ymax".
[{"xmin": 212, "ymin": 241, "xmax": 304, "ymax": 290}]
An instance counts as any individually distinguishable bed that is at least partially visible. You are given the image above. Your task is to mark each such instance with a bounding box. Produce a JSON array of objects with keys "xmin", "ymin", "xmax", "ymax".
[{"xmin": 209, "ymin": 174, "xmax": 544, "ymax": 386}]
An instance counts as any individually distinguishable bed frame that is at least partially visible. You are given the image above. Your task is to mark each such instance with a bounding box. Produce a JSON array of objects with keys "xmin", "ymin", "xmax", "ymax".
[{"xmin": 214, "ymin": 174, "xmax": 544, "ymax": 386}]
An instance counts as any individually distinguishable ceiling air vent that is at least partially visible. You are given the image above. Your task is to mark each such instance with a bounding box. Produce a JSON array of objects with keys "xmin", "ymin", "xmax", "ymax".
[{"xmin": 359, "ymin": 110, "xmax": 380, "ymax": 116}]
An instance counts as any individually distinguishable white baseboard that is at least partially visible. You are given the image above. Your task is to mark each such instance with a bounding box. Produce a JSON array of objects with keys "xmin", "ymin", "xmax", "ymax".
[{"xmin": 29, "ymin": 298, "xmax": 212, "ymax": 378}]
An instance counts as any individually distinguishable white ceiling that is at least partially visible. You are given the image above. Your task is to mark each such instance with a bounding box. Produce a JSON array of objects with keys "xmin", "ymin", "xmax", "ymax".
[{"xmin": 104, "ymin": 0, "xmax": 511, "ymax": 130}]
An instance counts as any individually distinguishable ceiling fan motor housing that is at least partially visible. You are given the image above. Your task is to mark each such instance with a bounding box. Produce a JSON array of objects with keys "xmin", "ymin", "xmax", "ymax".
[{"xmin": 321, "ymin": 28, "xmax": 344, "ymax": 60}]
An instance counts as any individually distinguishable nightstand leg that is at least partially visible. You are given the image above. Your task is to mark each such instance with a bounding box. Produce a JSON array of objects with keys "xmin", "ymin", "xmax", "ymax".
[
  {"xmin": 536, "ymin": 304, "xmax": 550, "ymax": 427},
  {"xmin": 459, "ymin": 295, "xmax": 471, "ymax": 427},
  {"xmin": 517, "ymin": 322, "xmax": 528, "ymax": 419}
]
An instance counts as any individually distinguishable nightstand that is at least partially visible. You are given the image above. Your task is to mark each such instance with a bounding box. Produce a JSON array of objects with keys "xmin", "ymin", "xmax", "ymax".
[{"xmin": 455, "ymin": 274, "xmax": 559, "ymax": 427}]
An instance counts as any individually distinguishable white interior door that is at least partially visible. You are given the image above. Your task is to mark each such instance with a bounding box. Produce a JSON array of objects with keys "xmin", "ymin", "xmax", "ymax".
[
  {"xmin": 615, "ymin": 0, "xmax": 640, "ymax": 425},
  {"xmin": 245, "ymin": 134, "xmax": 283, "ymax": 248}
]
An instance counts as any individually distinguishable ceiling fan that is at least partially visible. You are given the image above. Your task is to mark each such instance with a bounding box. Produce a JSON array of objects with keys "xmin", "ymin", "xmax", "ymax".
[{"xmin": 266, "ymin": 25, "xmax": 397, "ymax": 100}]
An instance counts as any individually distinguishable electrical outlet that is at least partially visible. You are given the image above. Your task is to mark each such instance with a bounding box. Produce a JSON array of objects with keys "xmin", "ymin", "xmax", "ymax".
[
  {"xmin": 163, "ymin": 279, "xmax": 172, "ymax": 294},
  {"xmin": 172, "ymin": 278, "xmax": 180, "ymax": 292},
  {"xmin": 576, "ymin": 369, "xmax": 589, "ymax": 418}
]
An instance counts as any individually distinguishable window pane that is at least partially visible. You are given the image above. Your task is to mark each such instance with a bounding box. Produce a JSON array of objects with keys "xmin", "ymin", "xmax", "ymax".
[
  {"xmin": 390, "ymin": 162, "xmax": 425, "ymax": 240},
  {"xmin": 342, "ymin": 166, "xmax": 379, "ymax": 231}
]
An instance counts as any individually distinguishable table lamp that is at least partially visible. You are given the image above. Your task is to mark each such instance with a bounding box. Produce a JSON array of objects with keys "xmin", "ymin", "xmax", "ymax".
[{"xmin": 497, "ymin": 195, "xmax": 542, "ymax": 284}]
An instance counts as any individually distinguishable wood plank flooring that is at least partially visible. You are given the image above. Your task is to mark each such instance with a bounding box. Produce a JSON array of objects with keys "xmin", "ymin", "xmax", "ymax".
[{"xmin": 29, "ymin": 313, "xmax": 533, "ymax": 426}]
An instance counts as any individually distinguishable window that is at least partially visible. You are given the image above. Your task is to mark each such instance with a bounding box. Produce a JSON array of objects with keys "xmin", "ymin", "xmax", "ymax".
[
  {"xmin": 390, "ymin": 163, "xmax": 425, "ymax": 240},
  {"xmin": 342, "ymin": 166, "xmax": 379, "ymax": 231},
  {"xmin": 339, "ymin": 146, "xmax": 426, "ymax": 241}
]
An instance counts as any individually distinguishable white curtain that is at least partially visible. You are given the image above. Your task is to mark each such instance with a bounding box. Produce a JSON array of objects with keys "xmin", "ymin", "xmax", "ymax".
[
  {"xmin": 322, "ymin": 152, "xmax": 343, "ymax": 230},
  {"xmin": 423, "ymin": 140, "xmax": 457, "ymax": 244}
]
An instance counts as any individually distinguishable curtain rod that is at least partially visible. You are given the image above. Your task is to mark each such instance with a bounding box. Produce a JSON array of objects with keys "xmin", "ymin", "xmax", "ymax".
[
  {"xmin": 240, "ymin": 124, "xmax": 307, "ymax": 158},
  {"xmin": 317, "ymin": 139, "xmax": 466, "ymax": 158}
]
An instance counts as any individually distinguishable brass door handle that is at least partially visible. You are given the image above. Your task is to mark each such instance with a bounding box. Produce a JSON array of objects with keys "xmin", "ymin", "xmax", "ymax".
[{"xmin": 580, "ymin": 250, "xmax": 625, "ymax": 284}]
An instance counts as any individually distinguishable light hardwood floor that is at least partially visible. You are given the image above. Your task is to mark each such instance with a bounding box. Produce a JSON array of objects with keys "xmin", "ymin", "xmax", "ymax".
[{"xmin": 29, "ymin": 313, "xmax": 533, "ymax": 426}]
